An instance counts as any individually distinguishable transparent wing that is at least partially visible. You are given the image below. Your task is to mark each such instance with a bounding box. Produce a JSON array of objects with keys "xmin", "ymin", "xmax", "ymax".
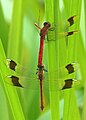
[
  {"xmin": 47, "ymin": 15, "xmax": 78, "ymax": 46},
  {"xmin": 4, "ymin": 75, "xmax": 40, "ymax": 89},
  {"xmin": 60, "ymin": 15, "xmax": 78, "ymax": 46},
  {"xmin": 4, "ymin": 73, "xmax": 80, "ymax": 91},
  {"xmin": 3, "ymin": 59, "xmax": 80, "ymax": 91},
  {"xmin": 49, "ymin": 62, "xmax": 79, "ymax": 79},
  {"xmin": 57, "ymin": 30, "xmax": 78, "ymax": 37},
  {"xmin": 5, "ymin": 59, "xmax": 80, "ymax": 80},
  {"xmin": 5, "ymin": 58, "xmax": 34, "ymax": 77},
  {"xmin": 5, "ymin": 58, "xmax": 80, "ymax": 78},
  {"xmin": 6, "ymin": 58, "xmax": 26, "ymax": 74},
  {"xmin": 34, "ymin": 15, "xmax": 78, "ymax": 41},
  {"xmin": 6, "ymin": 59, "xmax": 79, "ymax": 78}
]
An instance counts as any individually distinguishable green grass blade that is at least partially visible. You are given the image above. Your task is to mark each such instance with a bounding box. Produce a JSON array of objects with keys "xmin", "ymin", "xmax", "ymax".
[
  {"xmin": 0, "ymin": 0, "xmax": 84, "ymax": 119},
  {"xmin": 0, "ymin": 39, "xmax": 25, "ymax": 120},
  {"xmin": 7, "ymin": 0, "xmax": 23, "ymax": 61},
  {"xmin": 1, "ymin": 0, "xmax": 25, "ymax": 119},
  {"xmin": 0, "ymin": 3, "xmax": 9, "ymax": 51},
  {"xmin": 45, "ymin": 0, "xmax": 60, "ymax": 120},
  {"xmin": 82, "ymin": 0, "xmax": 86, "ymax": 120},
  {"xmin": 61, "ymin": 0, "xmax": 81, "ymax": 120}
]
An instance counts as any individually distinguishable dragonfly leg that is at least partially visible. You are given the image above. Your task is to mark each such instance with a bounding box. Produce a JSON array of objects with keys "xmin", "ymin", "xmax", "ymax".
[
  {"xmin": 36, "ymin": 71, "xmax": 38, "ymax": 74},
  {"xmin": 43, "ymin": 69, "xmax": 48, "ymax": 72},
  {"xmin": 34, "ymin": 23, "xmax": 41, "ymax": 30},
  {"xmin": 36, "ymin": 68, "xmax": 39, "ymax": 74},
  {"xmin": 49, "ymin": 27, "xmax": 55, "ymax": 31}
]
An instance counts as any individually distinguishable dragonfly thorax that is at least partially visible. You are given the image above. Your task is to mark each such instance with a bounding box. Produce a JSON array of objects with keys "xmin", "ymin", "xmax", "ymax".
[
  {"xmin": 40, "ymin": 22, "xmax": 51, "ymax": 38},
  {"xmin": 37, "ymin": 65, "xmax": 44, "ymax": 81}
]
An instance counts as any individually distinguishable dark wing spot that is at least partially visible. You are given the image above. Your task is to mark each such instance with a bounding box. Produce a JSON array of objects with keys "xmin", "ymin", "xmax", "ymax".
[
  {"xmin": 65, "ymin": 64, "xmax": 74, "ymax": 74},
  {"xmin": 66, "ymin": 30, "xmax": 78, "ymax": 36},
  {"xmin": 67, "ymin": 16, "xmax": 76, "ymax": 26},
  {"xmin": 67, "ymin": 31, "xmax": 73, "ymax": 36},
  {"xmin": 9, "ymin": 60, "xmax": 17, "ymax": 71},
  {"xmin": 62, "ymin": 79, "xmax": 73, "ymax": 90},
  {"xmin": 9, "ymin": 76, "xmax": 23, "ymax": 87}
]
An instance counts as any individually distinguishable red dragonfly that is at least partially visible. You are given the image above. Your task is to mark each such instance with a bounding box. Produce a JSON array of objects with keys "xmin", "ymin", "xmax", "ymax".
[
  {"xmin": 34, "ymin": 15, "xmax": 78, "ymax": 109},
  {"xmin": 35, "ymin": 22, "xmax": 51, "ymax": 110},
  {"xmin": 5, "ymin": 59, "xmax": 80, "ymax": 110},
  {"xmin": 4, "ymin": 15, "xmax": 79, "ymax": 110}
]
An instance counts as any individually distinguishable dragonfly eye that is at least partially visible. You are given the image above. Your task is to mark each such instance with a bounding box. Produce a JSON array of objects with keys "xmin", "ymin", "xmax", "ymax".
[{"xmin": 44, "ymin": 22, "xmax": 51, "ymax": 28}]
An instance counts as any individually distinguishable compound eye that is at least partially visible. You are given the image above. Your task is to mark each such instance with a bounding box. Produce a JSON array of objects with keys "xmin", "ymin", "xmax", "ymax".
[
  {"xmin": 44, "ymin": 22, "xmax": 48, "ymax": 26},
  {"xmin": 44, "ymin": 22, "xmax": 51, "ymax": 27}
]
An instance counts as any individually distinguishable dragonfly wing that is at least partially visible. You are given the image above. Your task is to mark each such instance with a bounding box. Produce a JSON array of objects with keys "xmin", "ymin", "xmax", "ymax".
[
  {"xmin": 6, "ymin": 58, "xmax": 35, "ymax": 76},
  {"xmin": 43, "ymin": 62, "xmax": 80, "ymax": 91},
  {"xmin": 4, "ymin": 60, "xmax": 80, "ymax": 91},
  {"xmin": 44, "ymin": 78, "xmax": 80, "ymax": 91},
  {"xmin": 57, "ymin": 30, "xmax": 78, "ymax": 39},
  {"xmin": 50, "ymin": 62, "xmax": 79, "ymax": 79},
  {"xmin": 61, "ymin": 78, "xmax": 80, "ymax": 90},
  {"xmin": 66, "ymin": 30, "xmax": 78, "ymax": 36},
  {"xmin": 5, "ymin": 75, "xmax": 40, "ymax": 89},
  {"xmin": 5, "ymin": 74, "xmax": 80, "ymax": 91},
  {"xmin": 6, "ymin": 59, "xmax": 23, "ymax": 73},
  {"xmin": 58, "ymin": 15, "xmax": 78, "ymax": 46},
  {"xmin": 7, "ymin": 61, "xmax": 79, "ymax": 79}
]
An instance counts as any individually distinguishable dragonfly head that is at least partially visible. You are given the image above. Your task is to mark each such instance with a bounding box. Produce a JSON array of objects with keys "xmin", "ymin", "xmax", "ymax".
[{"xmin": 44, "ymin": 22, "xmax": 51, "ymax": 28}]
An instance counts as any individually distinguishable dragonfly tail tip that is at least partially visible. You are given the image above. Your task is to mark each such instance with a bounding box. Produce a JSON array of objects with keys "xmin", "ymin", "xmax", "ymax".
[{"xmin": 40, "ymin": 105, "xmax": 44, "ymax": 111}]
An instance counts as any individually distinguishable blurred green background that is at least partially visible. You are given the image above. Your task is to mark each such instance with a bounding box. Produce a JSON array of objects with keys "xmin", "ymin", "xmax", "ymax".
[{"xmin": 0, "ymin": 0, "xmax": 85, "ymax": 120}]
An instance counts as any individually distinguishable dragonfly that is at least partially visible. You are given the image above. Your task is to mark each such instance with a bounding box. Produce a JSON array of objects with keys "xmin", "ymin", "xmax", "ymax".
[
  {"xmin": 35, "ymin": 15, "xmax": 78, "ymax": 46},
  {"xmin": 3, "ymin": 15, "xmax": 79, "ymax": 110},
  {"xmin": 5, "ymin": 59, "xmax": 80, "ymax": 110},
  {"xmin": 33, "ymin": 15, "xmax": 78, "ymax": 109},
  {"xmin": 34, "ymin": 22, "xmax": 51, "ymax": 109}
]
